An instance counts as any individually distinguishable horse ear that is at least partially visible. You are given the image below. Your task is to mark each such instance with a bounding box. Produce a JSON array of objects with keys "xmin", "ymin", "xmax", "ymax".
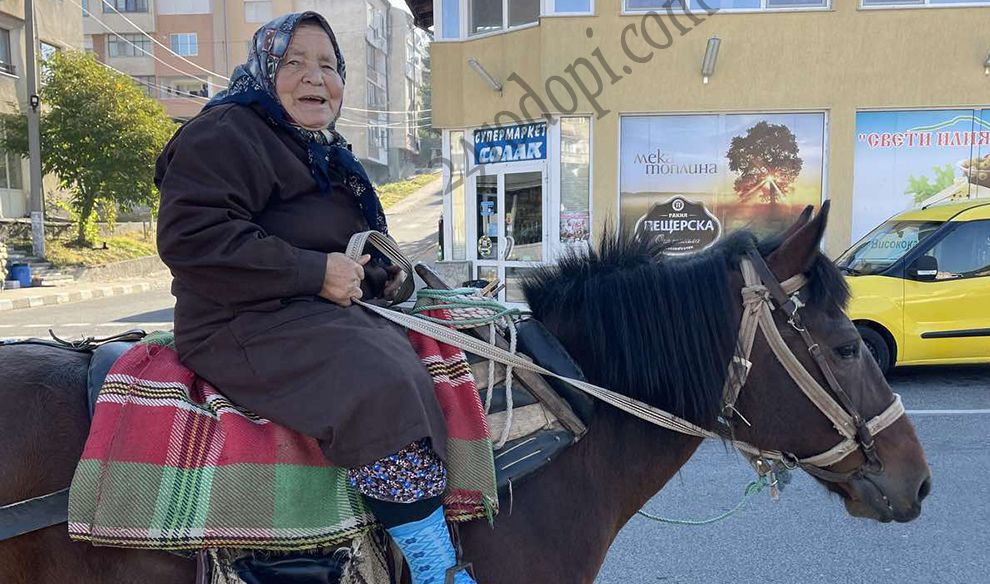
[
  {"xmin": 767, "ymin": 201, "xmax": 830, "ymax": 280},
  {"xmin": 777, "ymin": 205, "xmax": 814, "ymax": 242}
]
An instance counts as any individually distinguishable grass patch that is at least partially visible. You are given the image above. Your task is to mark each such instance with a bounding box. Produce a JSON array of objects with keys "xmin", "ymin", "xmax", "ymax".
[
  {"xmin": 42, "ymin": 232, "xmax": 158, "ymax": 268},
  {"xmin": 376, "ymin": 172, "xmax": 440, "ymax": 209}
]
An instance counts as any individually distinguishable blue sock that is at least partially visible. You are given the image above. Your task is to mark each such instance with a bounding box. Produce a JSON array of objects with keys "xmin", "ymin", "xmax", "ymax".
[{"xmin": 385, "ymin": 507, "xmax": 477, "ymax": 584}]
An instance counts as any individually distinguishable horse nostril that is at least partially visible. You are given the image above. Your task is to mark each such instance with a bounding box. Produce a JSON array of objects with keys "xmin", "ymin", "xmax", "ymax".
[{"xmin": 917, "ymin": 475, "xmax": 932, "ymax": 502}]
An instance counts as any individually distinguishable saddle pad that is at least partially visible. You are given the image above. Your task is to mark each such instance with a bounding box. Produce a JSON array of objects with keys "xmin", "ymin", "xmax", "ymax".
[{"xmin": 68, "ymin": 316, "xmax": 496, "ymax": 551}]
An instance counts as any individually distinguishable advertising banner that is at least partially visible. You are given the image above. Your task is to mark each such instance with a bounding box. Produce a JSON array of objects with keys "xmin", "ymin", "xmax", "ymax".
[
  {"xmin": 474, "ymin": 122, "xmax": 547, "ymax": 164},
  {"xmin": 619, "ymin": 113, "xmax": 826, "ymax": 254},
  {"xmin": 852, "ymin": 109, "xmax": 990, "ymax": 243}
]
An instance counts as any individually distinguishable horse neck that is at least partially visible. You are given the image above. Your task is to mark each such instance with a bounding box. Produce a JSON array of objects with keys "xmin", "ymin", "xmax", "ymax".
[{"xmin": 465, "ymin": 408, "xmax": 704, "ymax": 584}]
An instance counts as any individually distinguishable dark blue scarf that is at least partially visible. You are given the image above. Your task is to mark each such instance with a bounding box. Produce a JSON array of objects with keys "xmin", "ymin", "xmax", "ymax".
[{"xmin": 205, "ymin": 12, "xmax": 387, "ymax": 235}]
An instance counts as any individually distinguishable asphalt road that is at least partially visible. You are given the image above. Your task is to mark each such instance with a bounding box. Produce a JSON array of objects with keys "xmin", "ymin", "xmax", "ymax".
[{"xmin": 595, "ymin": 366, "xmax": 990, "ymax": 584}]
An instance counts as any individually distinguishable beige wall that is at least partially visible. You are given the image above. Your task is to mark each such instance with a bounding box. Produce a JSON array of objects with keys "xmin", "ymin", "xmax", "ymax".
[
  {"xmin": 430, "ymin": 0, "xmax": 990, "ymax": 254},
  {"xmin": 0, "ymin": 0, "xmax": 82, "ymax": 218}
]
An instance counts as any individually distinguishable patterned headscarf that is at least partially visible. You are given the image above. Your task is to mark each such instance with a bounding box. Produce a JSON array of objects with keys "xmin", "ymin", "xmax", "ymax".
[{"xmin": 206, "ymin": 11, "xmax": 387, "ymax": 235}]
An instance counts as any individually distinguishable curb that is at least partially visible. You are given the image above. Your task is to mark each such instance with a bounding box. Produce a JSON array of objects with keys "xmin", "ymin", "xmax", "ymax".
[{"xmin": 0, "ymin": 282, "xmax": 154, "ymax": 312}]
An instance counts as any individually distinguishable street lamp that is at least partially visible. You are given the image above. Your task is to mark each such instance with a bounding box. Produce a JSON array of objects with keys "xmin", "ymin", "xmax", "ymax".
[
  {"xmin": 467, "ymin": 58, "xmax": 503, "ymax": 95},
  {"xmin": 702, "ymin": 37, "xmax": 721, "ymax": 85}
]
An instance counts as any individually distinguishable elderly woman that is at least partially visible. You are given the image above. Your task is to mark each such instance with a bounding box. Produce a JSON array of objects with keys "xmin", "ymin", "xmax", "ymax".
[{"xmin": 155, "ymin": 12, "xmax": 475, "ymax": 584}]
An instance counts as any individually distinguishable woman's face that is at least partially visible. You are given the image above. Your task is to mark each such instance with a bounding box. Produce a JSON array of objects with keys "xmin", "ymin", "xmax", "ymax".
[{"xmin": 275, "ymin": 24, "xmax": 344, "ymax": 130}]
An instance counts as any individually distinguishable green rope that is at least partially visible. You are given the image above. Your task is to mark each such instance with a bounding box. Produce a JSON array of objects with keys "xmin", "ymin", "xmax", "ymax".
[
  {"xmin": 412, "ymin": 288, "xmax": 522, "ymax": 327},
  {"xmin": 635, "ymin": 475, "xmax": 769, "ymax": 526}
]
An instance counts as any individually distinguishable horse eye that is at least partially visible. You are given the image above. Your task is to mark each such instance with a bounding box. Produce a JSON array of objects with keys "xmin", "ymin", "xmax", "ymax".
[{"xmin": 835, "ymin": 343, "xmax": 860, "ymax": 359}]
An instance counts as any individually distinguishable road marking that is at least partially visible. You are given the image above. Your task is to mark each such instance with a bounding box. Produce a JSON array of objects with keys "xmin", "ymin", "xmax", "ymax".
[{"xmin": 907, "ymin": 409, "xmax": 990, "ymax": 415}]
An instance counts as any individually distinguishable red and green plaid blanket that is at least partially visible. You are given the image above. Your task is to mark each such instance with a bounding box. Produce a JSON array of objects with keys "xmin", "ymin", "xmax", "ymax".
[{"xmin": 68, "ymin": 312, "xmax": 497, "ymax": 551}]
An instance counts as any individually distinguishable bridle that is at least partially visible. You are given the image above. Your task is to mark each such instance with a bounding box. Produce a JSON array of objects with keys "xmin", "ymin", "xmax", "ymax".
[{"xmin": 722, "ymin": 248, "xmax": 906, "ymax": 484}]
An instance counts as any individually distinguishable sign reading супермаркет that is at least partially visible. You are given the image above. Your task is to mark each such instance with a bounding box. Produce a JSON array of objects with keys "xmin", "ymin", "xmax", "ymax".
[{"xmin": 474, "ymin": 122, "xmax": 547, "ymax": 164}]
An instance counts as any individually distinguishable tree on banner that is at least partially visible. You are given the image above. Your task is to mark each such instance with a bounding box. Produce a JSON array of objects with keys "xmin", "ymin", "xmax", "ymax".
[
  {"xmin": 727, "ymin": 121, "xmax": 803, "ymax": 206},
  {"xmin": 1, "ymin": 51, "xmax": 177, "ymax": 245}
]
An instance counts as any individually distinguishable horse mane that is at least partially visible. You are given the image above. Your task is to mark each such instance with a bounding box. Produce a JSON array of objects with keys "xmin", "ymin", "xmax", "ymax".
[{"xmin": 521, "ymin": 228, "xmax": 849, "ymax": 427}]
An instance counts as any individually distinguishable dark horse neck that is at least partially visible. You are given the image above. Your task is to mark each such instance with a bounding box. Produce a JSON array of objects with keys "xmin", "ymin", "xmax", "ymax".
[{"xmin": 459, "ymin": 408, "xmax": 703, "ymax": 584}]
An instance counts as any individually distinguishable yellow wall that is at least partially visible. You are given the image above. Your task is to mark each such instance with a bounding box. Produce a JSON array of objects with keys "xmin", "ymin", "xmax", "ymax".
[{"xmin": 430, "ymin": 0, "xmax": 990, "ymax": 254}]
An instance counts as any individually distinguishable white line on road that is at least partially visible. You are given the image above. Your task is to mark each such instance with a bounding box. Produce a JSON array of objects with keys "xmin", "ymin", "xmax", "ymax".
[{"xmin": 907, "ymin": 409, "xmax": 990, "ymax": 415}]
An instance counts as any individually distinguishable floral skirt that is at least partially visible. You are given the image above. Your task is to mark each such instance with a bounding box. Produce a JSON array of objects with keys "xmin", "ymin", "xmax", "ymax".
[{"xmin": 347, "ymin": 439, "xmax": 447, "ymax": 503}]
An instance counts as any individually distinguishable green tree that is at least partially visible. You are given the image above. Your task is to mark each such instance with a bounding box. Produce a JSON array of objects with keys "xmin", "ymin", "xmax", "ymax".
[
  {"xmin": 905, "ymin": 164, "xmax": 956, "ymax": 203},
  {"xmin": 726, "ymin": 121, "xmax": 803, "ymax": 205},
  {"xmin": 2, "ymin": 51, "xmax": 177, "ymax": 245}
]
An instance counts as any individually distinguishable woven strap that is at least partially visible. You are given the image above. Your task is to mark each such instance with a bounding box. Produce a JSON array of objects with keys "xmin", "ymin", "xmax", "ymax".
[{"xmin": 346, "ymin": 231, "xmax": 415, "ymax": 305}]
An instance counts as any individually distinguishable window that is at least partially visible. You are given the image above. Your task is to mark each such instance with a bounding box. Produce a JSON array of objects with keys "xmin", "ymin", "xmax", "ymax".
[
  {"xmin": 367, "ymin": 125, "xmax": 389, "ymax": 164},
  {"xmin": 625, "ymin": 0, "xmax": 826, "ymax": 10},
  {"xmin": 367, "ymin": 6, "xmax": 387, "ymax": 49},
  {"xmin": 0, "ymin": 123, "xmax": 22, "ymax": 190},
  {"xmin": 103, "ymin": 0, "xmax": 149, "ymax": 13},
  {"xmin": 560, "ymin": 117, "xmax": 591, "ymax": 245},
  {"xmin": 925, "ymin": 221, "xmax": 990, "ymax": 281},
  {"xmin": 0, "ymin": 28, "xmax": 14, "ymax": 76},
  {"xmin": 550, "ymin": 0, "xmax": 592, "ymax": 13},
  {"xmin": 468, "ymin": 0, "xmax": 541, "ymax": 36},
  {"xmin": 84, "ymin": 37, "xmax": 95, "ymax": 54},
  {"xmin": 440, "ymin": 0, "xmax": 461, "ymax": 39},
  {"xmin": 169, "ymin": 33, "xmax": 198, "ymax": 57},
  {"xmin": 366, "ymin": 42, "xmax": 387, "ymax": 86},
  {"xmin": 108, "ymin": 34, "xmax": 150, "ymax": 57},
  {"xmin": 159, "ymin": 77, "xmax": 208, "ymax": 98},
  {"xmin": 83, "ymin": 0, "xmax": 89, "ymax": 16},
  {"xmin": 470, "ymin": 0, "xmax": 503, "ymax": 35},
  {"xmin": 157, "ymin": 0, "xmax": 210, "ymax": 14},
  {"xmin": 367, "ymin": 81, "xmax": 387, "ymax": 109},
  {"xmin": 244, "ymin": 0, "xmax": 273, "ymax": 22},
  {"xmin": 131, "ymin": 75, "xmax": 156, "ymax": 97}
]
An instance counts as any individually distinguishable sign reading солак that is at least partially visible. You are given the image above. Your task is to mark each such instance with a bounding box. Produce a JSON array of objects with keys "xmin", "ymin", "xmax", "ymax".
[
  {"xmin": 634, "ymin": 196, "xmax": 722, "ymax": 254},
  {"xmin": 474, "ymin": 122, "xmax": 547, "ymax": 164}
]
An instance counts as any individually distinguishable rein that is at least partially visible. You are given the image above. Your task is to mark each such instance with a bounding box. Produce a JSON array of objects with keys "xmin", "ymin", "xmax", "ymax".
[{"xmin": 350, "ymin": 232, "xmax": 905, "ymax": 487}]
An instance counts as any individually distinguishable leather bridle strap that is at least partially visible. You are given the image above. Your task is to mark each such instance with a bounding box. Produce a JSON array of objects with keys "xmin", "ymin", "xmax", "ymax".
[{"xmin": 742, "ymin": 248, "xmax": 899, "ymax": 476}]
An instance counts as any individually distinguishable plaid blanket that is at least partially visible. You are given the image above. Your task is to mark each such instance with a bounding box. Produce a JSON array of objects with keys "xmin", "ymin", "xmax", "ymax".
[{"xmin": 68, "ymin": 312, "xmax": 497, "ymax": 551}]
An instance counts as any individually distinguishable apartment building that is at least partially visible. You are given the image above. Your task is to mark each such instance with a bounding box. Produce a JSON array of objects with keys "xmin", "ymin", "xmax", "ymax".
[
  {"xmin": 84, "ymin": 0, "xmax": 431, "ymax": 181},
  {"xmin": 0, "ymin": 0, "xmax": 83, "ymax": 218},
  {"xmin": 422, "ymin": 0, "xmax": 990, "ymax": 303},
  {"xmin": 84, "ymin": 0, "xmax": 225, "ymax": 120}
]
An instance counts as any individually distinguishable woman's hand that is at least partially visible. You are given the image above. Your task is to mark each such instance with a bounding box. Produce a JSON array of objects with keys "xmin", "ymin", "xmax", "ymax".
[
  {"xmin": 382, "ymin": 264, "xmax": 407, "ymax": 303},
  {"xmin": 319, "ymin": 253, "xmax": 370, "ymax": 306}
]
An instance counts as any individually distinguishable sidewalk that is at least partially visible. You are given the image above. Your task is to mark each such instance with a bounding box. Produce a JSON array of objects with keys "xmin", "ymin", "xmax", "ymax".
[{"xmin": 0, "ymin": 272, "xmax": 172, "ymax": 312}]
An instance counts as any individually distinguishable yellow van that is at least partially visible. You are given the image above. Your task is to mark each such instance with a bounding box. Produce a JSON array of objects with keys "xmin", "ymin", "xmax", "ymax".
[{"xmin": 836, "ymin": 200, "xmax": 990, "ymax": 374}]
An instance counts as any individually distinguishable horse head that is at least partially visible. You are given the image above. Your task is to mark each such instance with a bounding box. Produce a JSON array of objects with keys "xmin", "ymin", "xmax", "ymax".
[{"xmin": 729, "ymin": 202, "xmax": 931, "ymax": 523}]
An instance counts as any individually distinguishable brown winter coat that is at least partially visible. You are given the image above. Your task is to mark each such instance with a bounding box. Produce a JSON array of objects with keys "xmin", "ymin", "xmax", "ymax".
[{"xmin": 155, "ymin": 103, "xmax": 446, "ymax": 467}]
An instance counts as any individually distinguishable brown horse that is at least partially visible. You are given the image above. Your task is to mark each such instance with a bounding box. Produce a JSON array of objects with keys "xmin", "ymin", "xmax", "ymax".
[{"xmin": 0, "ymin": 204, "xmax": 930, "ymax": 583}]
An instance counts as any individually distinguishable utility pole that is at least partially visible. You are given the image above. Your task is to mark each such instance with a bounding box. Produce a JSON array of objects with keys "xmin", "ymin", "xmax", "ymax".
[{"xmin": 24, "ymin": 0, "xmax": 45, "ymax": 258}]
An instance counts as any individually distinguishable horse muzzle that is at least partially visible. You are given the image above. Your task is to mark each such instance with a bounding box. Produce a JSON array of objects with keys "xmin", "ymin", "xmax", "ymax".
[{"xmin": 840, "ymin": 468, "xmax": 932, "ymax": 523}]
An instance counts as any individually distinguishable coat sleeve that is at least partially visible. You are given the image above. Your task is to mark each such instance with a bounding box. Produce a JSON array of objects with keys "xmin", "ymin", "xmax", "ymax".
[{"xmin": 156, "ymin": 110, "xmax": 327, "ymax": 307}]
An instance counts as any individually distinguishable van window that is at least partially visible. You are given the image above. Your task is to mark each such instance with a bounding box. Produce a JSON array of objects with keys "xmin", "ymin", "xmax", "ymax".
[
  {"xmin": 837, "ymin": 220, "xmax": 942, "ymax": 276},
  {"xmin": 924, "ymin": 220, "xmax": 990, "ymax": 281}
]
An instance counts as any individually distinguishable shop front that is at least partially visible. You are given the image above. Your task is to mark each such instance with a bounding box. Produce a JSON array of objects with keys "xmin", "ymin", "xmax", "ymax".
[{"xmin": 441, "ymin": 117, "xmax": 591, "ymax": 304}]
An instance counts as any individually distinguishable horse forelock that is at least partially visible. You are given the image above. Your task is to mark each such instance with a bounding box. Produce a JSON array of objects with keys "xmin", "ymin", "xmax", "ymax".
[{"xmin": 756, "ymin": 233, "xmax": 851, "ymax": 313}]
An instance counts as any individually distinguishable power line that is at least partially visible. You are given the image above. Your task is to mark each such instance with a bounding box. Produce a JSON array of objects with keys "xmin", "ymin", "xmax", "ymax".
[
  {"xmin": 69, "ymin": 0, "xmax": 224, "ymax": 90},
  {"xmin": 97, "ymin": 0, "xmax": 230, "ymax": 82}
]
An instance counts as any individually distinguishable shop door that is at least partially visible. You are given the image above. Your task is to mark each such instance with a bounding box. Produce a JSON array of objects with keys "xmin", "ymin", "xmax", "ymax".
[{"xmin": 473, "ymin": 168, "xmax": 546, "ymax": 305}]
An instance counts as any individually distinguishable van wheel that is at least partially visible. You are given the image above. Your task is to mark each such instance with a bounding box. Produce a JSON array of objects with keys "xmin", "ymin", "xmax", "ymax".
[{"xmin": 857, "ymin": 326, "xmax": 892, "ymax": 375}]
